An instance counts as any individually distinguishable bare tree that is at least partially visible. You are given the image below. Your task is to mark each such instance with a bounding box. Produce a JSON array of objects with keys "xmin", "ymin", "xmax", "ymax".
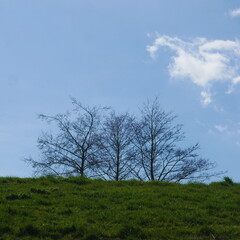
[
  {"xmin": 25, "ymin": 97, "xmax": 221, "ymax": 181},
  {"xmin": 133, "ymin": 98, "xmax": 218, "ymax": 182},
  {"xmin": 95, "ymin": 111, "xmax": 137, "ymax": 181},
  {"xmin": 25, "ymin": 98, "xmax": 104, "ymax": 177}
]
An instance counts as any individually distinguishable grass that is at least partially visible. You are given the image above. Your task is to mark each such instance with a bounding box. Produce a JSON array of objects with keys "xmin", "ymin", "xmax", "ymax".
[{"xmin": 0, "ymin": 176, "xmax": 240, "ymax": 239}]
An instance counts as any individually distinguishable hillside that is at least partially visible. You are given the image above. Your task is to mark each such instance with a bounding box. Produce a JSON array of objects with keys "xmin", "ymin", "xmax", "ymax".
[{"xmin": 0, "ymin": 176, "xmax": 240, "ymax": 240}]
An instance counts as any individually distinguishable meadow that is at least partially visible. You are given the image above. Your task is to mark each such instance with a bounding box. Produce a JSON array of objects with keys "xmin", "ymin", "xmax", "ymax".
[{"xmin": 0, "ymin": 176, "xmax": 240, "ymax": 240}]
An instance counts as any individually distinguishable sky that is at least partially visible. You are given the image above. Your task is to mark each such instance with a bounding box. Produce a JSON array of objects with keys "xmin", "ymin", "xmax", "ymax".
[{"xmin": 0, "ymin": 0, "xmax": 240, "ymax": 181}]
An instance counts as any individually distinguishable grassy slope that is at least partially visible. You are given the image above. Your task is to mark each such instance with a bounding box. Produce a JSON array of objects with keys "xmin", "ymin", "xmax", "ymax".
[{"xmin": 0, "ymin": 177, "xmax": 240, "ymax": 240}]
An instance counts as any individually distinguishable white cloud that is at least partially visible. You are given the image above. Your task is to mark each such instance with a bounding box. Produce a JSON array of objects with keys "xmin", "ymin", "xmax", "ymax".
[
  {"xmin": 226, "ymin": 76, "xmax": 240, "ymax": 94},
  {"xmin": 213, "ymin": 105, "xmax": 225, "ymax": 113},
  {"xmin": 232, "ymin": 76, "xmax": 240, "ymax": 84},
  {"xmin": 147, "ymin": 45, "xmax": 159, "ymax": 58},
  {"xmin": 147, "ymin": 35, "xmax": 240, "ymax": 105},
  {"xmin": 229, "ymin": 8, "xmax": 240, "ymax": 17},
  {"xmin": 214, "ymin": 124, "xmax": 240, "ymax": 137},
  {"xmin": 200, "ymin": 91, "xmax": 212, "ymax": 106},
  {"xmin": 215, "ymin": 125, "xmax": 228, "ymax": 132}
]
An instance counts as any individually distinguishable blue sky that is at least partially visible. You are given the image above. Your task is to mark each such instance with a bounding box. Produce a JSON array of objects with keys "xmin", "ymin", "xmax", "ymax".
[{"xmin": 0, "ymin": 0, "xmax": 240, "ymax": 180}]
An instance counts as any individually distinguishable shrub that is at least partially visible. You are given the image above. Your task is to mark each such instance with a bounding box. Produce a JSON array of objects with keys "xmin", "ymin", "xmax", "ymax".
[{"xmin": 223, "ymin": 176, "xmax": 234, "ymax": 185}]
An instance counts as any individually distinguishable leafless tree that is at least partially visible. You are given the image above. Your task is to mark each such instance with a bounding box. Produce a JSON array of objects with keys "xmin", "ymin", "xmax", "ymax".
[
  {"xmin": 25, "ymin": 98, "xmax": 105, "ymax": 177},
  {"xmin": 132, "ymin": 98, "xmax": 218, "ymax": 182},
  {"xmin": 95, "ymin": 111, "xmax": 137, "ymax": 180},
  {"xmin": 25, "ymin": 97, "xmax": 221, "ymax": 181}
]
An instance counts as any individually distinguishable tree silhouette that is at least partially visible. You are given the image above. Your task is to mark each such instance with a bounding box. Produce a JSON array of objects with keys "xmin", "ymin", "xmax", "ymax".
[{"xmin": 132, "ymin": 98, "xmax": 218, "ymax": 182}]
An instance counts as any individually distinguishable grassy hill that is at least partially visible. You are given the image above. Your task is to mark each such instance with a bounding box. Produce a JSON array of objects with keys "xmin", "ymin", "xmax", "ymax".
[{"xmin": 0, "ymin": 176, "xmax": 240, "ymax": 240}]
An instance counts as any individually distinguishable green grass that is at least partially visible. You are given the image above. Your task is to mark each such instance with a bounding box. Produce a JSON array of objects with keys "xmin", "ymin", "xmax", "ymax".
[{"xmin": 0, "ymin": 176, "xmax": 240, "ymax": 239}]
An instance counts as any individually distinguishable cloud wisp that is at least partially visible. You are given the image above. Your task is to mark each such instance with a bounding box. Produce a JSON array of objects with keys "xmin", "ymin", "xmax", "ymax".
[
  {"xmin": 229, "ymin": 8, "xmax": 240, "ymax": 17},
  {"xmin": 147, "ymin": 35, "xmax": 240, "ymax": 105},
  {"xmin": 215, "ymin": 125, "xmax": 228, "ymax": 133}
]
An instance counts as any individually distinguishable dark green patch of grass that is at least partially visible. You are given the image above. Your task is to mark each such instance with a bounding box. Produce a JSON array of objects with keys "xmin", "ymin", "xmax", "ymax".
[
  {"xmin": 17, "ymin": 224, "xmax": 40, "ymax": 237},
  {"xmin": 64, "ymin": 176, "xmax": 92, "ymax": 185},
  {"xmin": 0, "ymin": 224, "xmax": 12, "ymax": 234},
  {"xmin": 59, "ymin": 208, "xmax": 73, "ymax": 215},
  {"xmin": 30, "ymin": 187, "xmax": 50, "ymax": 195},
  {"xmin": 6, "ymin": 193, "xmax": 31, "ymax": 200},
  {"xmin": 117, "ymin": 224, "xmax": 146, "ymax": 239},
  {"xmin": 1, "ymin": 177, "xmax": 240, "ymax": 239}
]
